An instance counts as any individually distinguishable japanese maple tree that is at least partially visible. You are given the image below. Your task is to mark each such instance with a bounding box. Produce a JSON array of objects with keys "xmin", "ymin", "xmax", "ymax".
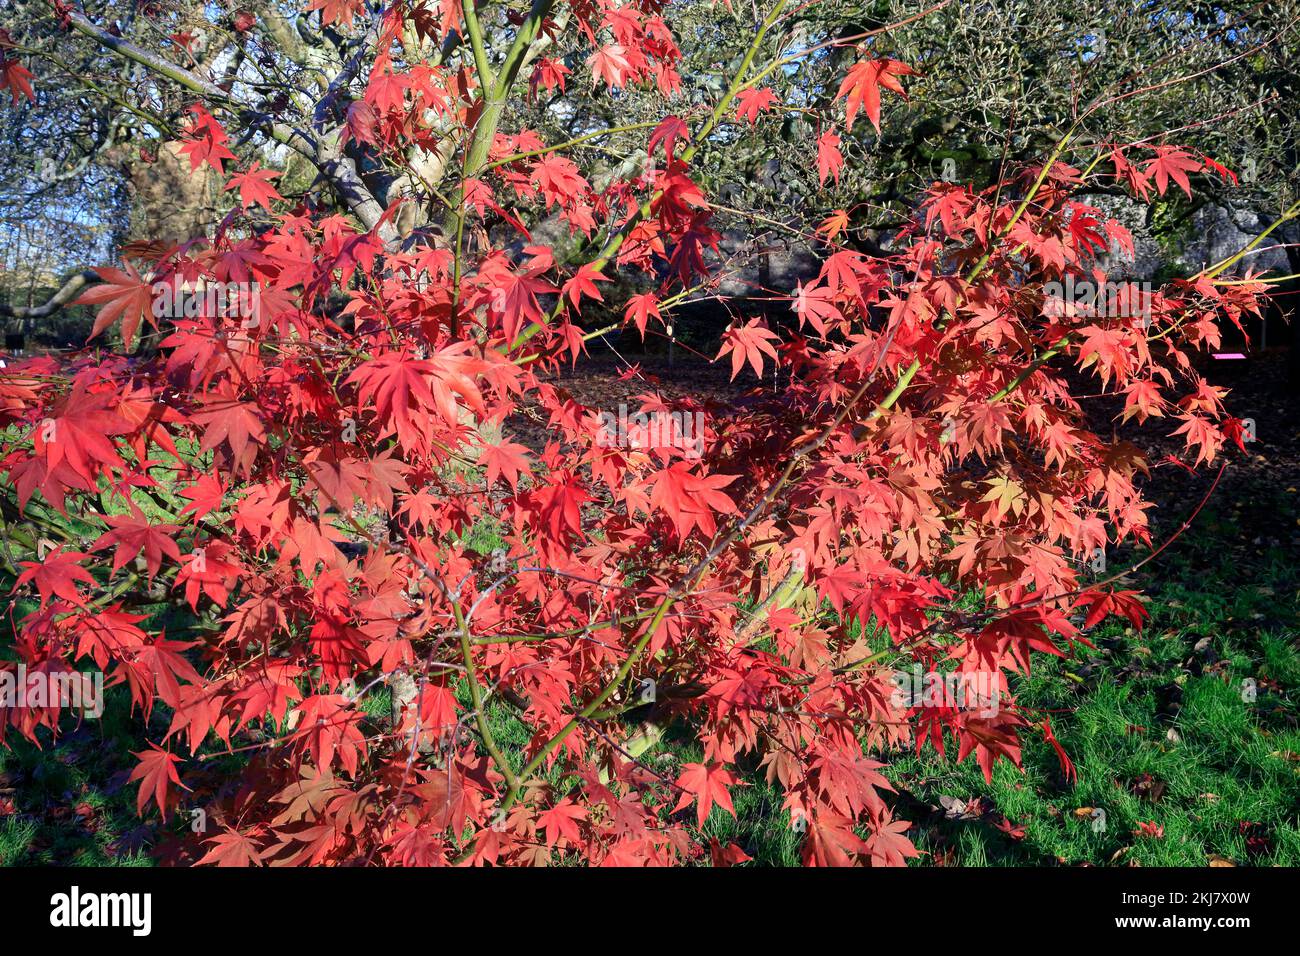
[{"xmin": 0, "ymin": 0, "xmax": 1271, "ymax": 866}]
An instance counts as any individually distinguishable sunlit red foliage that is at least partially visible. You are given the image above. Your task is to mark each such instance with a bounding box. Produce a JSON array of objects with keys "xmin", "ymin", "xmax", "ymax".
[{"xmin": 0, "ymin": 1, "xmax": 1265, "ymax": 866}]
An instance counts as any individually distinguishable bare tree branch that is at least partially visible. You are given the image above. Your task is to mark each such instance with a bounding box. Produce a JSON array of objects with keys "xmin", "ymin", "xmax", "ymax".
[
  {"xmin": 58, "ymin": 6, "xmax": 400, "ymax": 247},
  {"xmin": 0, "ymin": 268, "xmax": 98, "ymax": 327}
]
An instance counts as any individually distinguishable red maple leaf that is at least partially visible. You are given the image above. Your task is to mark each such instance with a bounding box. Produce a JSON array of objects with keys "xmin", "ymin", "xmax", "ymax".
[
  {"xmin": 802, "ymin": 808, "xmax": 869, "ymax": 867},
  {"xmin": 32, "ymin": 379, "xmax": 132, "ymax": 487},
  {"xmin": 479, "ymin": 438, "xmax": 531, "ymax": 491},
  {"xmin": 734, "ymin": 87, "xmax": 778, "ymax": 124},
  {"xmin": 531, "ymin": 155, "xmax": 588, "ymax": 210},
  {"xmin": 191, "ymin": 389, "xmax": 267, "ymax": 476},
  {"xmin": 128, "ymin": 744, "xmax": 188, "ymax": 819},
  {"xmin": 197, "ymin": 828, "xmax": 266, "ymax": 867},
  {"xmin": 709, "ymin": 838, "xmax": 753, "ymax": 866},
  {"xmin": 648, "ymin": 462, "xmax": 738, "ymax": 538},
  {"xmin": 0, "ymin": 53, "xmax": 34, "ymax": 105},
  {"xmin": 865, "ymin": 813, "xmax": 921, "ymax": 867},
  {"xmin": 817, "ymin": 130, "xmax": 844, "ymax": 186},
  {"xmin": 481, "ymin": 265, "xmax": 557, "ymax": 345},
  {"xmin": 178, "ymin": 105, "xmax": 237, "ymax": 175},
  {"xmin": 562, "ymin": 263, "xmax": 609, "ymax": 309},
  {"xmin": 305, "ymin": 0, "xmax": 367, "ymax": 28},
  {"xmin": 836, "ymin": 58, "xmax": 914, "ymax": 132},
  {"xmin": 92, "ymin": 507, "xmax": 183, "ymax": 580},
  {"xmin": 624, "ymin": 293, "xmax": 661, "ymax": 336},
  {"xmin": 717, "ymin": 319, "xmax": 781, "ymax": 379},
  {"xmin": 530, "ymin": 58, "xmax": 571, "ymax": 98},
  {"xmin": 648, "ymin": 114, "xmax": 690, "ymax": 161},
  {"xmin": 817, "ymin": 209, "xmax": 850, "ymax": 242},
  {"xmin": 673, "ymin": 761, "xmax": 739, "ymax": 827},
  {"xmin": 225, "ymin": 161, "xmax": 284, "ymax": 211},
  {"xmin": 75, "ymin": 262, "xmax": 156, "ymax": 349},
  {"xmin": 126, "ymin": 634, "xmax": 204, "ymax": 714},
  {"xmin": 178, "ymin": 473, "xmax": 226, "ymax": 522},
  {"xmin": 1144, "ymin": 146, "xmax": 1201, "ymax": 198},
  {"xmin": 538, "ymin": 798, "xmax": 588, "ymax": 848},
  {"xmin": 791, "ymin": 282, "xmax": 843, "ymax": 335},
  {"xmin": 291, "ymin": 694, "xmax": 367, "ymax": 776},
  {"xmin": 165, "ymin": 682, "xmax": 231, "ymax": 752},
  {"xmin": 13, "ymin": 547, "xmax": 95, "ymax": 607},
  {"xmin": 587, "ymin": 44, "xmax": 631, "ymax": 89},
  {"xmin": 956, "ymin": 713, "xmax": 1024, "ymax": 784},
  {"xmin": 1075, "ymin": 589, "xmax": 1148, "ymax": 630},
  {"xmin": 72, "ymin": 606, "xmax": 149, "ymax": 669}
]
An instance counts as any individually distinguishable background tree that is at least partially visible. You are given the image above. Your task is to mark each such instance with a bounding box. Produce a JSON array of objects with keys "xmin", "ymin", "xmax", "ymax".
[{"xmin": 1, "ymin": 0, "xmax": 1295, "ymax": 336}]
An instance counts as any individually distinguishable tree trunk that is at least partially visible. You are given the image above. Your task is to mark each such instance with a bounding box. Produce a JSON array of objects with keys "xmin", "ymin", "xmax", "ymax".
[{"xmin": 110, "ymin": 141, "xmax": 221, "ymax": 246}]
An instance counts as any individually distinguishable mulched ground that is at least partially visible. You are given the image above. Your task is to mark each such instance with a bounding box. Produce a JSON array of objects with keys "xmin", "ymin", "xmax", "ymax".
[{"xmin": 1113, "ymin": 349, "xmax": 1300, "ymax": 557}]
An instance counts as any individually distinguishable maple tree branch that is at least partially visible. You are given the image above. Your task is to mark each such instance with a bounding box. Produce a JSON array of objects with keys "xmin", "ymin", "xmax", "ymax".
[
  {"xmin": 965, "ymin": 128, "xmax": 1078, "ymax": 285},
  {"xmin": 469, "ymin": 606, "xmax": 659, "ymax": 645},
  {"xmin": 736, "ymin": 0, "xmax": 953, "ymax": 98},
  {"xmin": 735, "ymin": 565, "xmax": 803, "ymax": 640},
  {"xmin": 680, "ymin": 0, "xmax": 792, "ymax": 166},
  {"xmin": 1203, "ymin": 197, "xmax": 1300, "ymax": 279},
  {"xmin": 459, "ymin": 0, "xmax": 557, "ymax": 181},
  {"xmin": 491, "ymin": 0, "xmax": 557, "ymax": 102},
  {"xmin": 480, "ymin": 121, "xmax": 661, "ymax": 172},
  {"xmin": 1084, "ymin": 30, "xmax": 1281, "ymax": 118},
  {"xmin": 496, "ymin": 592, "xmax": 676, "ymax": 817},
  {"xmin": 508, "ymin": 0, "xmax": 793, "ymax": 351},
  {"xmin": 313, "ymin": 10, "xmax": 386, "ymax": 131},
  {"xmin": 11, "ymin": 41, "xmax": 176, "ymax": 134},
  {"xmin": 989, "ymin": 334, "xmax": 1072, "ymax": 403},
  {"xmin": 59, "ymin": 9, "xmax": 231, "ymax": 100},
  {"xmin": 460, "ymin": 0, "xmax": 495, "ymax": 90},
  {"xmin": 446, "ymin": 0, "xmax": 560, "ymax": 325},
  {"xmin": 451, "ymin": 600, "xmax": 521, "ymax": 792}
]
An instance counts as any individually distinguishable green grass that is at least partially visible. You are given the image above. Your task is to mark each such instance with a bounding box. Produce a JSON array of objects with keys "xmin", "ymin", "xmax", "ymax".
[{"xmin": 0, "ymin": 683, "xmax": 158, "ymax": 866}]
